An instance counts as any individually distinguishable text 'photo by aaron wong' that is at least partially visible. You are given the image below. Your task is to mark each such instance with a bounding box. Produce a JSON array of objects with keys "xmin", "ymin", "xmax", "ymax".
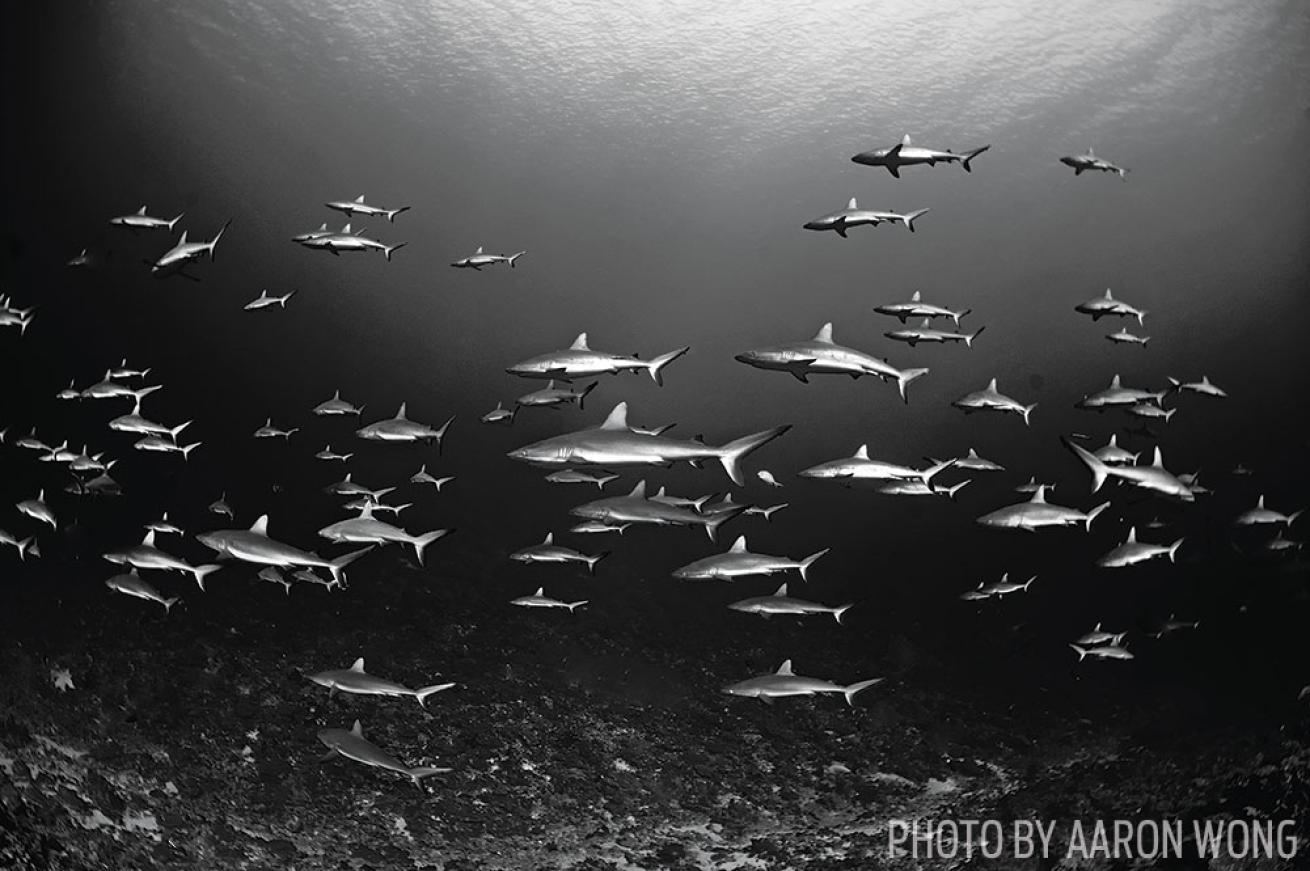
[{"xmin": 1, "ymin": 1, "xmax": 1308, "ymax": 868}]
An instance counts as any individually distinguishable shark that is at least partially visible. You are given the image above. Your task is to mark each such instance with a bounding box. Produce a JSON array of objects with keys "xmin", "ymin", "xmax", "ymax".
[
  {"xmin": 81, "ymin": 374, "xmax": 161, "ymax": 402},
  {"xmin": 105, "ymin": 571, "xmax": 180, "ymax": 613},
  {"xmin": 209, "ymin": 493, "xmax": 234, "ymax": 518},
  {"xmin": 146, "ymin": 512, "xmax": 184, "ymax": 536},
  {"xmin": 298, "ymin": 224, "xmax": 405, "ymax": 260},
  {"xmin": 108, "ymin": 400, "xmax": 191, "ymax": 439},
  {"xmin": 325, "ymin": 195, "xmax": 411, "ymax": 222},
  {"xmin": 516, "ymin": 380, "xmax": 598, "ymax": 409},
  {"xmin": 450, "ymin": 246, "xmax": 525, "ymax": 269},
  {"xmin": 1076, "ymin": 375, "xmax": 1165, "ymax": 410},
  {"xmin": 951, "ymin": 378, "xmax": 1037, "ymax": 425},
  {"xmin": 324, "ymin": 473, "xmax": 394, "ymax": 501},
  {"xmin": 103, "ymin": 530, "xmax": 220, "ymax": 590},
  {"xmin": 802, "ymin": 197, "xmax": 929, "ymax": 236},
  {"xmin": 650, "ymin": 486, "xmax": 715, "ymax": 511},
  {"xmin": 1094, "ymin": 433, "xmax": 1138, "ymax": 466},
  {"xmin": 1063, "ymin": 439, "xmax": 1195, "ymax": 502},
  {"xmin": 1106, "ymin": 329, "xmax": 1149, "ymax": 347},
  {"xmin": 318, "ymin": 720, "xmax": 451, "ymax": 786},
  {"xmin": 291, "ymin": 222, "xmax": 332, "ymax": 243},
  {"xmin": 196, "ymin": 515, "xmax": 373, "ymax": 586},
  {"xmin": 55, "ymin": 380, "xmax": 81, "ymax": 401},
  {"xmin": 481, "ymin": 402, "xmax": 517, "ymax": 425},
  {"xmin": 884, "ymin": 319, "xmax": 985, "ymax": 348},
  {"xmin": 150, "ymin": 221, "xmax": 230, "ymax": 277},
  {"xmin": 672, "ymin": 535, "xmax": 829, "ymax": 581},
  {"xmin": 873, "ymin": 290, "xmax": 970, "ymax": 326},
  {"xmin": 133, "ymin": 434, "xmax": 202, "ymax": 459},
  {"xmin": 978, "ymin": 572, "xmax": 1037, "ymax": 597},
  {"xmin": 950, "ymin": 448, "xmax": 1005, "ymax": 472},
  {"xmin": 851, "ymin": 135, "xmax": 990, "ymax": 177},
  {"xmin": 1096, "ymin": 527, "xmax": 1184, "ymax": 568},
  {"xmin": 1234, "ymin": 495, "xmax": 1303, "ymax": 527},
  {"xmin": 317, "ymin": 506, "xmax": 451, "ymax": 565},
  {"xmin": 570, "ymin": 521, "xmax": 631, "ymax": 535},
  {"xmin": 722, "ymin": 659, "xmax": 883, "ymax": 705},
  {"xmin": 1075, "ymin": 288, "xmax": 1146, "ymax": 325},
  {"xmin": 1069, "ymin": 643, "xmax": 1135, "ymax": 661},
  {"xmin": 355, "ymin": 404, "xmax": 454, "ymax": 449},
  {"xmin": 976, "ymin": 486, "xmax": 1110, "ymax": 532},
  {"xmin": 510, "ymin": 587, "xmax": 588, "ymax": 612},
  {"xmin": 253, "ymin": 418, "xmax": 299, "ymax": 440},
  {"xmin": 509, "ymin": 402, "xmax": 789, "ymax": 486},
  {"xmin": 244, "ymin": 289, "xmax": 295, "ymax": 311},
  {"xmin": 313, "ymin": 390, "xmax": 365, "ymax": 417},
  {"xmin": 1166, "ymin": 376, "xmax": 1226, "ymax": 398},
  {"xmin": 1060, "ymin": 147, "xmax": 1129, "ymax": 178},
  {"xmin": 316, "ymin": 445, "xmax": 354, "ymax": 462},
  {"xmin": 0, "ymin": 530, "xmax": 34, "ymax": 560},
  {"xmin": 799, "ymin": 444, "xmax": 955, "ymax": 485},
  {"xmin": 1075, "ymin": 623, "xmax": 1127, "ymax": 646},
  {"xmin": 878, "ymin": 479, "xmax": 970, "ymax": 499},
  {"xmin": 110, "ymin": 206, "xmax": 184, "ymax": 232},
  {"xmin": 308, "ymin": 658, "xmax": 453, "ymax": 707},
  {"xmin": 745, "ymin": 503, "xmax": 789, "ymax": 520},
  {"xmin": 570, "ymin": 481, "xmax": 747, "ymax": 541},
  {"xmin": 107, "ymin": 359, "xmax": 150, "ymax": 379},
  {"xmin": 510, "ymin": 532, "xmax": 608, "ymax": 574},
  {"xmin": 1149, "ymin": 615, "xmax": 1201, "ymax": 638},
  {"xmin": 16, "ymin": 490, "xmax": 56, "ymax": 529},
  {"xmin": 341, "ymin": 497, "xmax": 410, "ymax": 516},
  {"xmin": 410, "ymin": 465, "xmax": 454, "ymax": 490},
  {"xmin": 545, "ymin": 469, "xmax": 621, "ymax": 489},
  {"xmin": 728, "ymin": 583, "xmax": 853, "ymax": 623},
  {"xmin": 507, "ymin": 333, "xmax": 689, "ymax": 385},
  {"xmin": 735, "ymin": 322, "xmax": 929, "ymax": 402}
]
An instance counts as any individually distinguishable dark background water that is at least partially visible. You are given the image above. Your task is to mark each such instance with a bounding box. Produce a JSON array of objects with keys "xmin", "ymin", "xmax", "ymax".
[{"xmin": 3, "ymin": 0, "xmax": 1310, "ymax": 719}]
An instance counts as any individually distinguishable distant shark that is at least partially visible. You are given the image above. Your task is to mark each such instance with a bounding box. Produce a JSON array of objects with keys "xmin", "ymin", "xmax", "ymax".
[
  {"xmin": 803, "ymin": 197, "xmax": 929, "ymax": 236},
  {"xmin": 952, "ymin": 378, "xmax": 1037, "ymax": 426},
  {"xmin": 196, "ymin": 515, "xmax": 373, "ymax": 586},
  {"xmin": 325, "ymin": 195, "xmax": 410, "ymax": 222},
  {"xmin": 727, "ymin": 583, "xmax": 853, "ymax": 623},
  {"xmin": 110, "ymin": 205, "xmax": 184, "ymax": 232},
  {"xmin": 507, "ymin": 333, "xmax": 689, "ymax": 386},
  {"xmin": 356, "ymin": 403, "xmax": 454, "ymax": 449},
  {"xmin": 722, "ymin": 659, "xmax": 882, "ymax": 705},
  {"xmin": 975, "ymin": 486, "xmax": 1110, "ymax": 532},
  {"xmin": 451, "ymin": 246, "xmax": 525, "ymax": 269},
  {"xmin": 1060, "ymin": 147, "xmax": 1129, "ymax": 178},
  {"xmin": 672, "ymin": 535, "xmax": 829, "ymax": 581},
  {"xmin": 851, "ymin": 134, "xmax": 990, "ymax": 178},
  {"xmin": 735, "ymin": 322, "xmax": 929, "ymax": 403},
  {"xmin": 308, "ymin": 658, "xmax": 453, "ymax": 707},
  {"xmin": 150, "ymin": 221, "xmax": 230, "ymax": 278},
  {"xmin": 318, "ymin": 720, "xmax": 451, "ymax": 786}
]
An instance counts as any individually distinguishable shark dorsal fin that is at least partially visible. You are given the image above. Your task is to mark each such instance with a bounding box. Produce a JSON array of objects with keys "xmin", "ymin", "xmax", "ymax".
[
  {"xmin": 654, "ymin": 486, "xmax": 667, "ymax": 497},
  {"xmin": 350, "ymin": 720, "xmax": 363, "ymax": 737},
  {"xmin": 142, "ymin": 529, "xmax": 156, "ymax": 547},
  {"xmin": 1108, "ymin": 434, "xmax": 1118, "ymax": 447},
  {"xmin": 317, "ymin": 222, "xmax": 327, "ymax": 231},
  {"xmin": 343, "ymin": 223, "xmax": 352, "ymax": 234},
  {"xmin": 350, "ymin": 657, "xmax": 365, "ymax": 671},
  {"xmin": 542, "ymin": 532, "xmax": 553, "ymax": 545},
  {"xmin": 1152, "ymin": 447, "xmax": 1163, "ymax": 467},
  {"xmin": 1110, "ymin": 374, "xmax": 1121, "ymax": 388},
  {"xmin": 475, "ymin": 246, "xmax": 484, "ymax": 254},
  {"xmin": 396, "ymin": 402, "xmax": 408, "ymax": 419},
  {"xmin": 1104, "ymin": 288, "xmax": 1113, "ymax": 299},
  {"xmin": 1029, "ymin": 486, "xmax": 1047, "ymax": 503},
  {"xmin": 967, "ymin": 448, "xmax": 979, "ymax": 458},
  {"xmin": 854, "ymin": 444, "xmax": 870, "ymax": 460},
  {"xmin": 1126, "ymin": 527, "xmax": 1137, "ymax": 543},
  {"xmin": 1088, "ymin": 146, "xmax": 1095, "ymax": 157},
  {"xmin": 136, "ymin": 206, "xmax": 147, "ymax": 215},
  {"xmin": 813, "ymin": 322, "xmax": 834, "ymax": 344},
  {"xmin": 599, "ymin": 402, "xmax": 629, "ymax": 431},
  {"xmin": 1257, "ymin": 495, "xmax": 1265, "ymax": 508},
  {"xmin": 987, "ymin": 377, "xmax": 998, "ymax": 391},
  {"xmin": 776, "ymin": 659, "xmax": 794, "ymax": 675},
  {"xmin": 921, "ymin": 317, "xmax": 932, "ymax": 328},
  {"xmin": 344, "ymin": 472, "xmax": 352, "ymax": 482},
  {"xmin": 544, "ymin": 380, "xmax": 556, "ymax": 390},
  {"xmin": 846, "ymin": 197, "xmax": 857, "ymax": 210},
  {"xmin": 1000, "ymin": 572, "xmax": 1009, "ymax": 582},
  {"xmin": 629, "ymin": 480, "xmax": 647, "ymax": 498},
  {"xmin": 729, "ymin": 535, "xmax": 747, "ymax": 553},
  {"xmin": 570, "ymin": 332, "xmax": 589, "ymax": 351},
  {"xmin": 178, "ymin": 231, "xmax": 188, "ymax": 244},
  {"xmin": 354, "ymin": 194, "xmax": 365, "ymax": 202},
  {"xmin": 902, "ymin": 134, "xmax": 912, "ymax": 146},
  {"xmin": 534, "ymin": 586, "xmax": 545, "ymax": 596},
  {"xmin": 911, "ymin": 290, "xmax": 921, "ymax": 301},
  {"xmin": 250, "ymin": 515, "xmax": 269, "ymax": 535},
  {"xmin": 332, "ymin": 389, "xmax": 340, "ymax": 400},
  {"xmin": 774, "ymin": 582, "xmax": 788, "ymax": 596}
]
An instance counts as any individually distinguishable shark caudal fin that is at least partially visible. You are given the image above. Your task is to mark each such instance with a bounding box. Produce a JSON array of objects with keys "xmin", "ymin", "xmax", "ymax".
[
  {"xmin": 843, "ymin": 677, "xmax": 884, "ymax": 706},
  {"xmin": 1168, "ymin": 538, "xmax": 1185, "ymax": 563},
  {"xmin": 415, "ymin": 682, "xmax": 457, "ymax": 707},
  {"xmin": 1063, "ymin": 434, "xmax": 1105, "ymax": 489},
  {"xmin": 901, "ymin": 208, "xmax": 930, "ymax": 232},
  {"xmin": 566, "ymin": 600, "xmax": 589, "ymax": 613},
  {"xmin": 716, "ymin": 426, "xmax": 791, "ymax": 486},
  {"xmin": 920, "ymin": 458, "xmax": 956, "ymax": 485},
  {"xmin": 1070, "ymin": 644, "xmax": 1088, "ymax": 662},
  {"xmin": 192, "ymin": 564, "xmax": 221, "ymax": 592},
  {"xmin": 1085, "ymin": 501, "xmax": 1112, "ymax": 532},
  {"xmin": 577, "ymin": 381, "xmax": 599, "ymax": 410},
  {"xmin": 1022, "ymin": 403, "xmax": 1038, "ymax": 427},
  {"xmin": 167, "ymin": 213, "xmax": 185, "ymax": 232},
  {"xmin": 386, "ymin": 206, "xmax": 412, "ymax": 222},
  {"xmin": 965, "ymin": 325, "xmax": 986, "ymax": 348},
  {"xmin": 960, "ymin": 145, "xmax": 990, "ymax": 172},
  {"xmin": 646, "ymin": 346, "xmax": 690, "ymax": 386},
  {"xmin": 181, "ymin": 442, "xmax": 202, "ymax": 460},
  {"xmin": 896, "ymin": 368, "xmax": 930, "ymax": 404},
  {"xmin": 407, "ymin": 766, "xmax": 453, "ymax": 786},
  {"xmin": 951, "ymin": 307, "xmax": 971, "ymax": 327},
  {"xmin": 413, "ymin": 529, "xmax": 452, "ymax": 566},
  {"xmin": 15, "ymin": 537, "xmax": 33, "ymax": 561},
  {"xmin": 585, "ymin": 551, "xmax": 610, "ymax": 575},
  {"xmin": 507, "ymin": 251, "xmax": 526, "ymax": 268},
  {"xmin": 162, "ymin": 597, "xmax": 182, "ymax": 614},
  {"xmin": 832, "ymin": 603, "xmax": 855, "ymax": 625},
  {"xmin": 328, "ymin": 546, "xmax": 375, "ymax": 586},
  {"xmin": 704, "ymin": 505, "xmax": 748, "ymax": 543},
  {"xmin": 383, "ymin": 242, "xmax": 407, "ymax": 261},
  {"xmin": 133, "ymin": 384, "xmax": 164, "ymax": 402},
  {"xmin": 207, "ymin": 220, "xmax": 231, "ymax": 259},
  {"xmin": 943, "ymin": 480, "xmax": 971, "ymax": 502},
  {"xmin": 798, "ymin": 548, "xmax": 830, "ymax": 582}
]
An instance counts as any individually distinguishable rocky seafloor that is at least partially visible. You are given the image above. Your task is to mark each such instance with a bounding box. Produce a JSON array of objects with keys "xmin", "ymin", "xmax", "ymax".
[{"xmin": 2, "ymin": 544, "xmax": 1308, "ymax": 871}]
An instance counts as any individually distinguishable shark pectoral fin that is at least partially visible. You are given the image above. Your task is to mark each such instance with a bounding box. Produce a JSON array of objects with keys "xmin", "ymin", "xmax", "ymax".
[
  {"xmin": 318, "ymin": 749, "xmax": 338, "ymax": 763},
  {"xmin": 887, "ymin": 165, "xmax": 901, "ymax": 179},
  {"xmin": 834, "ymin": 222, "xmax": 848, "ymax": 239},
  {"xmin": 760, "ymin": 695, "xmax": 775, "ymax": 705}
]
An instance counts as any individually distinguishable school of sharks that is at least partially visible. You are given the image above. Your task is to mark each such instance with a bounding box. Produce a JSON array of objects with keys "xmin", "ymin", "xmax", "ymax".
[{"xmin": 1, "ymin": 135, "xmax": 1305, "ymax": 791}]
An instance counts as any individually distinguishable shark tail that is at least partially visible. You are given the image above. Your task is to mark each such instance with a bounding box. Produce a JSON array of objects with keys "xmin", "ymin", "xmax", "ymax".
[
  {"xmin": 328, "ymin": 545, "xmax": 375, "ymax": 586},
  {"xmin": 952, "ymin": 308, "xmax": 971, "ymax": 327},
  {"xmin": 901, "ymin": 208, "xmax": 930, "ymax": 232},
  {"xmin": 391, "ymin": 502, "xmax": 413, "ymax": 517},
  {"xmin": 761, "ymin": 503, "xmax": 788, "ymax": 521},
  {"xmin": 16, "ymin": 536, "xmax": 33, "ymax": 561},
  {"xmin": 1117, "ymin": 167, "xmax": 1129, "ymax": 179},
  {"xmin": 1070, "ymin": 644, "xmax": 1088, "ymax": 662},
  {"xmin": 413, "ymin": 529, "xmax": 452, "ymax": 566},
  {"xmin": 1167, "ymin": 538, "xmax": 1185, "ymax": 563},
  {"xmin": 1166, "ymin": 376, "xmax": 1181, "ymax": 393},
  {"xmin": 192, "ymin": 564, "xmax": 221, "ymax": 592},
  {"xmin": 578, "ymin": 381, "xmax": 599, "ymax": 410},
  {"xmin": 167, "ymin": 213, "xmax": 185, "ymax": 232},
  {"xmin": 387, "ymin": 206, "xmax": 412, "ymax": 222},
  {"xmin": 716, "ymin": 426, "xmax": 791, "ymax": 486},
  {"xmin": 943, "ymin": 480, "xmax": 971, "ymax": 502},
  {"xmin": 408, "ymin": 766, "xmax": 453, "ymax": 786},
  {"xmin": 1136, "ymin": 310, "xmax": 1147, "ymax": 326},
  {"xmin": 704, "ymin": 505, "xmax": 749, "ymax": 543},
  {"xmin": 208, "ymin": 220, "xmax": 231, "ymax": 259},
  {"xmin": 1287, "ymin": 509, "xmax": 1304, "ymax": 527},
  {"xmin": 586, "ymin": 551, "xmax": 610, "ymax": 575},
  {"xmin": 833, "ymin": 603, "xmax": 855, "ymax": 625},
  {"xmin": 960, "ymin": 145, "xmax": 990, "ymax": 172},
  {"xmin": 435, "ymin": 415, "xmax": 456, "ymax": 453},
  {"xmin": 798, "ymin": 548, "xmax": 830, "ymax": 582},
  {"xmin": 169, "ymin": 420, "xmax": 192, "ymax": 441},
  {"xmin": 19, "ymin": 314, "xmax": 33, "ymax": 336},
  {"xmin": 1021, "ymin": 403, "xmax": 1037, "ymax": 427},
  {"xmin": 371, "ymin": 486, "xmax": 397, "ymax": 501},
  {"xmin": 896, "ymin": 367, "xmax": 930, "ymax": 404},
  {"xmin": 280, "ymin": 290, "xmax": 295, "ymax": 307},
  {"xmin": 415, "ymin": 682, "xmax": 457, "ymax": 707},
  {"xmin": 965, "ymin": 325, "xmax": 986, "ymax": 348},
  {"xmin": 133, "ymin": 384, "xmax": 164, "ymax": 402},
  {"xmin": 843, "ymin": 677, "xmax": 884, "ymax": 706},
  {"xmin": 508, "ymin": 251, "xmax": 526, "ymax": 268},
  {"xmin": 1064, "ymin": 437, "xmax": 1109, "ymax": 492},
  {"xmin": 163, "ymin": 597, "xmax": 181, "ymax": 614},
  {"xmin": 1085, "ymin": 501, "xmax": 1112, "ymax": 532},
  {"xmin": 920, "ymin": 458, "xmax": 956, "ymax": 485},
  {"xmin": 181, "ymin": 442, "xmax": 202, "ymax": 460},
  {"xmin": 566, "ymin": 600, "xmax": 589, "ymax": 613},
  {"xmin": 646, "ymin": 346, "xmax": 690, "ymax": 386},
  {"xmin": 383, "ymin": 242, "xmax": 407, "ymax": 261}
]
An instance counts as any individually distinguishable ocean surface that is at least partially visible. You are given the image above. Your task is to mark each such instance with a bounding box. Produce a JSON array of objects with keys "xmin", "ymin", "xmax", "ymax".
[{"xmin": 2, "ymin": 2, "xmax": 1310, "ymax": 866}]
